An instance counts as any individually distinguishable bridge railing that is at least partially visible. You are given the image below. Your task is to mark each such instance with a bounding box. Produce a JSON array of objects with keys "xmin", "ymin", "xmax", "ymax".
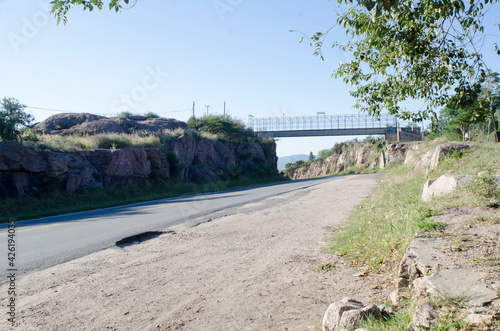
[{"xmin": 247, "ymin": 114, "xmax": 408, "ymax": 132}]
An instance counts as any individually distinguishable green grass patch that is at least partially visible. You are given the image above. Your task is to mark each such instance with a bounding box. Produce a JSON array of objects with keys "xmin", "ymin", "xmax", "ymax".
[
  {"xmin": 0, "ymin": 174, "xmax": 288, "ymax": 223},
  {"xmin": 312, "ymin": 263, "xmax": 335, "ymax": 272}
]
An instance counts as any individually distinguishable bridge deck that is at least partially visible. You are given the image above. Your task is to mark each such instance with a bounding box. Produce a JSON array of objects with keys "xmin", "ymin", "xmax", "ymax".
[{"xmin": 256, "ymin": 127, "xmax": 394, "ymax": 138}]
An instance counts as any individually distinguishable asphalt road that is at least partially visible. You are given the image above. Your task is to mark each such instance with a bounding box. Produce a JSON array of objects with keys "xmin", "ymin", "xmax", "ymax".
[{"xmin": 0, "ymin": 176, "xmax": 338, "ymax": 281}]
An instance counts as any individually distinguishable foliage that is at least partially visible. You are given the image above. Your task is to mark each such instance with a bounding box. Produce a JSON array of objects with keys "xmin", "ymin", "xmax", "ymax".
[
  {"xmin": 50, "ymin": 0, "xmax": 134, "ymax": 24},
  {"xmin": 304, "ymin": 0, "xmax": 500, "ymax": 126},
  {"xmin": 436, "ymin": 72, "xmax": 500, "ymax": 141},
  {"xmin": 362, "ymin": 135, "xmax": 385, "ymax": 150},
  {"xmin": 144, "ymin": 112, "xmax": 160, "ymax": 119},
  {"xmin": 119, "ymin": 111, "xmax": 132, "ymax": 118},
  {"xmin": 0, "ymin": 97, "xmax": 34, "ymax": 142},
  {"xmin": 318, "ymin": 148, "xmax": 334, "ymax": 160},
  {"xmin": 187, "ymin": 115, "xmax": 256, "ymax": 143},
  {"xmin": 440, "ymin": 98, "xmax": 489, "ymax": 141},
  {"xmin": 308, "ymin": 151, "xmax": 315, "ymax": 161}
]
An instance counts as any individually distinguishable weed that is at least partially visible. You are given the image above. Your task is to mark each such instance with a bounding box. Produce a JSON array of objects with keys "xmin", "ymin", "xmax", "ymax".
[{"xmin": 312, "ymin": 263, "xmax": 335, "ymax": 272}]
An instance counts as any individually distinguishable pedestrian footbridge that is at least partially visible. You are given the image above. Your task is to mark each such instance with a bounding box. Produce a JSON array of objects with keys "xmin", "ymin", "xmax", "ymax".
[{"xmin": 247, "ymin": 114, "xmax": 421, "ymax": 141}]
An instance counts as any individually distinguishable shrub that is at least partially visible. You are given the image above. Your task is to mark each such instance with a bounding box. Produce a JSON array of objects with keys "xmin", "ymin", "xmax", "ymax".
[
  {"xmin": 144, "ymin": 112, "xmax": 160, "ymax": 119},
  {"xmin": 119, "ymin": 111, "xmax": 132, "ymax": 118},
  {"xmin": 188, "ymin": 115, "xmax": 256, "ymax": 142},
  {"xmin": 318, "ymin": 149, "xmax": 333, "ymax": 160}
]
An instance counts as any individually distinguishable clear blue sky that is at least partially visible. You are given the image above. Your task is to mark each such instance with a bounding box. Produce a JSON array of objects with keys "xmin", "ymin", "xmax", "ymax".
[{"xmin": 1, "ymin": 1, "xmax": 500, "ymax": 157}]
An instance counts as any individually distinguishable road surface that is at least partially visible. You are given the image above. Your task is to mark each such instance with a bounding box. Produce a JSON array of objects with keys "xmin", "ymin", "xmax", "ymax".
[{"xmin": 0, "ymin": 176, "xmax": 339, "ymax": 280}]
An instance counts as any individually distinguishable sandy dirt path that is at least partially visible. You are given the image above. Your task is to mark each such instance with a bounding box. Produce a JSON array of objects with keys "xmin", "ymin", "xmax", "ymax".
[{"xmin": 2, "ymin": 174, "xmax": 389, "ymax": 330}]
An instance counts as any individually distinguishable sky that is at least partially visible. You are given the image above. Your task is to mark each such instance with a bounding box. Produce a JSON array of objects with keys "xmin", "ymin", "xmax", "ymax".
[{"xmin": 1, "ymin": 1, "xmax": 500, "ymax": 157}]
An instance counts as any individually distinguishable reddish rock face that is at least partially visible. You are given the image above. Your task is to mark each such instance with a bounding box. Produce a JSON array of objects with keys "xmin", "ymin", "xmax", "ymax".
[{"xmin": 0, "ymin": 135, "xmax": 278, "ymax": 199}]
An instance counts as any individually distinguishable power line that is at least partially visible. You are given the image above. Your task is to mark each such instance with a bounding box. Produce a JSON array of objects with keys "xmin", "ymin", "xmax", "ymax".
[{"xmin": 26, "ymin": 106, "xmax": 76, "ymax": 113}]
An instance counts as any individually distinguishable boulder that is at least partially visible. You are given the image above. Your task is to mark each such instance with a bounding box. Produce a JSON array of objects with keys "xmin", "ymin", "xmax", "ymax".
[
  {"xmin": 322, "ymin": 298, "xmax": 381, "ymax": 331},
  {"xmin": 422, "ymin": 174, "xmax": 472, "ymax": 202},
  {"xmin": 33, "ymin": 113, "xmax": 104, "ymax": 134},
  {"xmin": 63, "ymin": 119, "xmax": 127, "ymax": 135},
  {"xmin": 33, "ymin": 113, "xmax": 188, "ymax": 136}
]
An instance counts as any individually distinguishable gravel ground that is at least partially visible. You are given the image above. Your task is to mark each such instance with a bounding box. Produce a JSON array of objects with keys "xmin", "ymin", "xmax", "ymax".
[{"xmin": 1, "ymin": 174, "xmax": 389, "ymax": 330}]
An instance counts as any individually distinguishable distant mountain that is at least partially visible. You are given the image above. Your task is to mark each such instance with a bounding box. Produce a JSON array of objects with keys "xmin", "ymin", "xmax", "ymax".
[{"xmin": 277, "ymin": 154, "xmax": 310, "ymax": 171}]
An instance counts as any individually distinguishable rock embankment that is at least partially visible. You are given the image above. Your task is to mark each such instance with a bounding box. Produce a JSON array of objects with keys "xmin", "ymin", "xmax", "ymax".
[
  {"xmin": 288, "ymin": 143, "xmax": 408, "ymax": 179},
  {"xmin": 0, "ymin": 137, "xmax": 277, "ymax": 199}
]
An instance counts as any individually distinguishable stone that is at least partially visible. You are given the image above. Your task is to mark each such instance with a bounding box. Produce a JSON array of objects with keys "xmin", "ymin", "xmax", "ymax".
[
  {"xmin": 412, "ymin": 276, "xmax": 430, "ymax": 301},
  {"xmin": 389, "ymin": 289, "xmax": 400, "ymax": 305},
  {"xmin": 397, "ymin": 277, "xmax": 409, "ymax": 289},
  {"xmin": 464, "ymin": 313, "xmax": 494, "ymax": 327},
  {"xmin": 412, "ymin": 302, "xmax": 437, "ymax": 329},
  {"xmin": 425, "ymin": 269, "xmax": 497, "ymax": 306},
  {"xmin": 405, "ymin": 238, "xmax": 440, "ymax": 275},
  {"xmin": 377, "ymin": 304, "xmax": 394, "ymax": 315},
  {"xmin": 422, "ymin": 174, "xmax": 472, "ymax": 202},
  {"xmin": 322, "ymin": 298, "xmax": 381, "ymax": 331},
  {"xmin": 398, "ymin": 254, "xmax": 420, "ymax": 281}
]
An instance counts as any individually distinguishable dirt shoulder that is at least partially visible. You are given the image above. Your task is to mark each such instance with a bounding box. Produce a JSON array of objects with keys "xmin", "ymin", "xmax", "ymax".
[{"xmin": 2, "ymin": 174, "xmax": 391, "ymax": 330}]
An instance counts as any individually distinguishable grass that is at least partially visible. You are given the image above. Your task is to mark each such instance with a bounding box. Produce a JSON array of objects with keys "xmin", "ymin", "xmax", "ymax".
[
  {"xmin": 23, "ymin": 128, "xmax": 217, "ymax": 152},
  {"xmin": 326, "ymin": 142, "xmax": 500, "ymax": 274},
  {"xmin": 0, "ymin": 174, "xmax": 288, "ymax": 223}
]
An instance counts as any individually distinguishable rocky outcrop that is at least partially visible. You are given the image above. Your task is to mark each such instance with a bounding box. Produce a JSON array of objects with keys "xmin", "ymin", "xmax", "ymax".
[
  {"xmin": 288, "ymin": 143, "xmax": 409, "ymax": 180},
  {"xmin": 404, "ymin": 142, "xmax": 473, "ymax": 173},
  {"xmin": 0, "ymin": 137, "xmax": 277, "ymax": 199},
  {"xmin": 34, "ymin": 113, "xmax": 188, "ymax": 136}
]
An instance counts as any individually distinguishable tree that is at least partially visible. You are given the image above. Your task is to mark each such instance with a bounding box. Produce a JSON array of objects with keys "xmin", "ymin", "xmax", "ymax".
[
  {"xmin": 303, "ymin": 0, "xmax": 499, "ymax": 139},
  {"xmin": 50, "ymin": 0, "xmax": 135, "ymax": 24},
  {"xmin": 441, "ymin": 98, "xmax": 489, "ymax": 141},
  {"xmin": 0, "ymin": 97, "xmax": 34, "ymax": 142},
  {"xmin": 308, "ymin": 151, "xmax": 315, "ymax": 161},
  {"xmin": 480, "ymin": 71, "xmax": 500, "ymax": 141},
  {"xmin": 318, "ymin": 148, "xmax": 334, "ymax": 160}
]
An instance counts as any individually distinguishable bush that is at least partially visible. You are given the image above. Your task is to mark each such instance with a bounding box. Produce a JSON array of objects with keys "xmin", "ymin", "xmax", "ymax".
[
  {"xmin": 144, "ymin": 112, "xmax": 160, "ymax": 119},
  {"xmin": 119, "ymin": 111, "xmax": 132, "ymax": 118},
  {"xmin": 188, "ymin": 115, "xmax": 256, "ymax": 142},
  {"xmin": 0, "ymin": 97, "xmax": 34, "ymax": 142},
  {"xmin": 318, "ymin": 149, "xmax": 333, "ymax": 160}
]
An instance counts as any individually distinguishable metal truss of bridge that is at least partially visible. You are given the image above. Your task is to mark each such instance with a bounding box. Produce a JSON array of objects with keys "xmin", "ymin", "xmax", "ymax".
[{"xmin": 247, "ymin": 114, "xmax": 421, "ymax": 141}]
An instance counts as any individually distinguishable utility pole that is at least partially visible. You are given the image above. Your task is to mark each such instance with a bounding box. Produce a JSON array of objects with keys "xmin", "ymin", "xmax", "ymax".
[
  {"xmin": 192, "ymin": 101, "xmax": 195, "ymax": 118},
  {"xmin": 224, "ymin": 101, "xmax": 226, "ymax": 117},
  {"xmin": 205, "ymin": 105, "xmax": 210, "ymax": 116}
]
